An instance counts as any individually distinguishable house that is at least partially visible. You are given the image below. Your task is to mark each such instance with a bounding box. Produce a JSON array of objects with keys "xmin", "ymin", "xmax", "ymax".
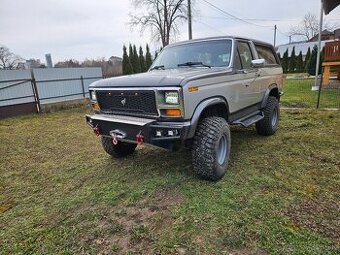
[
  {"xmin": 309, "ymin": 28, "xmax": 340, "ymax": 42},
  {"xmin": 276, "ymin": 28, "xmax": 340, "ymax": 59}
]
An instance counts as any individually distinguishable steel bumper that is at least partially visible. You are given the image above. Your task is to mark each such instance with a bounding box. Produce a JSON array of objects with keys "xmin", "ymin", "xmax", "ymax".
[{"xmin": 85, "ymin": 114, "xmax": 191, "ymax": 149}]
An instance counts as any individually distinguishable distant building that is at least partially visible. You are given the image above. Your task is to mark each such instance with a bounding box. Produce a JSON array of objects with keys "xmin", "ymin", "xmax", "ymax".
[
  {"xmin": 45, "ymin": 54, "xmax": 53, "ymax": 68},
  {"xmin": 25, "ymin": 58, "xmax": 45, "ymax": 69},
  {"xmin": 109, "ymin": 56, "xmax": 122, "ymax": 65},
  {"xmin": 276, "ymin": 27, "xmax": 340, "ymax": 59},
  {"xmin": 309, "ymin": 29, "xmax": 340, "ymax": 42},
  {"xmin": 276, "ymin": 40, "xmax": 332, "ymax": 60}
]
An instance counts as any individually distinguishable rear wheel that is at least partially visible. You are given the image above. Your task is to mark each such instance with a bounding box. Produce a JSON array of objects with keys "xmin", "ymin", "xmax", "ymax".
[
  {"xmin": 101, "ymin": 136, "xmax": 137, "ymax": 157},
  {"xmin": 192, "ymin": 117, "xmax": 231, "ymax": 181},
  {"xmin": 256, "ymin": 96, "xmax": 279, "ymax": 136},
  {"xmin": 256, "ymin": 96, "xmax": 280, "ymax": 136}
]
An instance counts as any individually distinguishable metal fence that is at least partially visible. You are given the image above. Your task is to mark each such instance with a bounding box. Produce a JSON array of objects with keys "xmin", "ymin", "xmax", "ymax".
[
  {"xmin": 281, "ymin": 76, "xmax": 340, "ymax": 109},
  {"xmin": 0, "ymin": 68, "xmax": 102, "ymax": 119}
]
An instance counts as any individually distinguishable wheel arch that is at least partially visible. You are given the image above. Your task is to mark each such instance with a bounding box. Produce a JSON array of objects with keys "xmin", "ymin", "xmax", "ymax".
[
  {"xmin": 187, "ymin": 97, "xmax": 229, "ymax": 139},
  {"xmin": 261, "ymin": 84, "xmax": 280, "ymax": 108}
]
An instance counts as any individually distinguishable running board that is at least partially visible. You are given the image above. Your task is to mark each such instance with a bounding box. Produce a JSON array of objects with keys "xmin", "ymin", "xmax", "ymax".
[{"xmin": 232, "ymin": 111, "xmax": 264, "ymax": 127}]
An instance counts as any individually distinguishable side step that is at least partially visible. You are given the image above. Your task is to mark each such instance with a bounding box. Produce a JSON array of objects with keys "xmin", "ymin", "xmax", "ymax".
[{"xmin": 232, "ymin": 111, "xmax": 264, "ymax": 127}]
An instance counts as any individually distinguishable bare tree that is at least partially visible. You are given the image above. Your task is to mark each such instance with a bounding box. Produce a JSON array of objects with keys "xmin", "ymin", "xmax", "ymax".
[
  {"xmin": 0, "ymin": 45, "xmax": 24, "ymax": 70},
  {"xmin": 289, "ymin": 12, "xmax": 337, "ymax": 41},
  {"xmin": 130, "ymin": 0, "xmax": 187, "ymax": 47}
]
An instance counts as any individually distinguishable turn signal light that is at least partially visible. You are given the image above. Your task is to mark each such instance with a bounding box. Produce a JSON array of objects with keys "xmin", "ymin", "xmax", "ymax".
[
  {"xmin": 165, "ymin": 109, "xmax": 181, "ymax": 116},
  {"xmin": 188, "ymin": 86, "xmax": 198, "ymax": 92}
]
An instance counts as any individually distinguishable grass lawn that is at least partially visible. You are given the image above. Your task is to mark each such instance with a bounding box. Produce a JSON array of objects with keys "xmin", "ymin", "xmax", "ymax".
[
  {"xmin": 0, "ymin": 107, "xmax": 339, "ymax": 254},
  {"xmin": 281, "ymin": 79, "xmax": 339, "ymax": 109}
]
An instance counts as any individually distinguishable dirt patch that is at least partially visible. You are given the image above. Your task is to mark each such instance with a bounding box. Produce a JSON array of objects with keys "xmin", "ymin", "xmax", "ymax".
[
  {"xmin": 285, "ymin": 196, "xmax": 340, "ymax": 243},
  {"xmin": 57, "ymin": 187, "xmax": 183, "ymax": 254},
  {"xmin": 226, "ymin": 249, "xmax": 268, "ymax": 255},
  {"xmin": 308, "ymin": 152, "xmax": 340, "ymax": 165}
]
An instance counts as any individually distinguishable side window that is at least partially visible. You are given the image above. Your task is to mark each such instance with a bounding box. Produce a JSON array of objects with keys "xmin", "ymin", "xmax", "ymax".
[
  {"xmin": 255, "ymin": 45, "xmax": 278, "ymax": 65},
  {"xmin": 234, "ymin": 50, "xmax": 242, "ymax": 70},
  {"xmin": 237, "ymin": 41, "xmax": 253, "ymax": 69}
]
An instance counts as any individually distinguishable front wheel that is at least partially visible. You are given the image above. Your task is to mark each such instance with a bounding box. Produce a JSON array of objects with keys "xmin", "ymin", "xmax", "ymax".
[
  {"xmin": 101, "ymin": 136, "xmax": 137, "ymax": 157},
  {"xmin": 256, "ymin": 96, "xmax": 280, "ymax": 136},
  {"xmin": 192, "ymin": 117, "xmax": 231, "ymax": 181}
]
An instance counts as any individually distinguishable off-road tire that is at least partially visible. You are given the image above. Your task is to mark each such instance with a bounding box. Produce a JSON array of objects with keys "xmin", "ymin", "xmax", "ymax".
[
  {"xmin": 101, "ymin": 136, "xmax": 137, "ymax": 157},
  {"xmin": 256, "ymin": 96, "xmax": 279, "ymax": 136},
  {"xmin": 192, "ymin": 117, "xmax": 231, "ymax": 181}
]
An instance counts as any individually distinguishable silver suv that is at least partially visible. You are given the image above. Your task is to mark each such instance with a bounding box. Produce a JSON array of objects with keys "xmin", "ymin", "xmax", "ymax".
[{"xmin": 86, "ymin": 36, "xmax": 283, "ymax": 181}]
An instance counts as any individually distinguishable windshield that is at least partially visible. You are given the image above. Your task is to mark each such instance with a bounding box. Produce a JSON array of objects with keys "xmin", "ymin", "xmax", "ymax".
[{"xmin": 150, "ymin": 39, "xmax": 232, "ymax": 70}]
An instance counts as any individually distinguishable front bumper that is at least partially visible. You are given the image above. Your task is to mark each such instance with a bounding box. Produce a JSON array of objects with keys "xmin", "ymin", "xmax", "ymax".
[{"xmin": 85, "ymin": 114, "xmax": 191, "ymax": 149}]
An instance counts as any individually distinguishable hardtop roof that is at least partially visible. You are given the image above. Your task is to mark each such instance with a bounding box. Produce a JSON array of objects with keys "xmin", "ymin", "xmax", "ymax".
[{"xmin": 166, "ymin": 36, "xmax": 274, "ymax": 48}]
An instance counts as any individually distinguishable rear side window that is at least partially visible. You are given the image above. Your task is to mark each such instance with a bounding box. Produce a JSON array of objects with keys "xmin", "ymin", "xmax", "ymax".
[{"xmin": 255, "ymin": 45, "xmax": 278, "ymax": 65}]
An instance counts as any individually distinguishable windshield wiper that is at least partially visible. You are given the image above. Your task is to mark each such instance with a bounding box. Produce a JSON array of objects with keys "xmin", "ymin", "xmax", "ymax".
[
  {"xmin": 177, "ymin": 61, "xmax": 211, "ymax": 68},
  {"xmin": 149, "ymin": 65, "xmax": 165, "ymax": 71}
]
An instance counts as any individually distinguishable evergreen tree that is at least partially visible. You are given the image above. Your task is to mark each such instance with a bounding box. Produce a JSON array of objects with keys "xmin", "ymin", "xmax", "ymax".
[
  {"xmin": 128, "ymin": 44, "xmax": 134, "ymax": 74},
  {"xmin": 145, "ymin": 44, "xmax": 153, "ymax": 69},
  {"xmin": 132, "ymin": 45, "xmax": 141, "ymax": 73},
  {"xmin": 296, "ymin": 51, "xmax": 304, "ymax": 73},
  {"xmin": 277, "ymin": 52, "xmax": 281, "ymax": 60},
  {"xmin": 304, "ymin": 47, "xmax": 311, "ymax": 73},
  {"xmin": 139, "ymin": 46, "xmax": 146, "ymax": 72},
  {"xmin": 154, "ymin": 47, "xmax": 163, "ymax": 60},
  {"xmin": 288, "ymin": 47, "xmax": 296, "ymax": 73},
  {"xmin": 307, "ymin": 45, "xmax": 323, "ymax": 76},
  {"xmin": 122, "ymin": 45, "xmax": 133, "ymax": 75},
  {"xmin": 281, "ymin": 49, "xmax": 289, "ymax": 73}
]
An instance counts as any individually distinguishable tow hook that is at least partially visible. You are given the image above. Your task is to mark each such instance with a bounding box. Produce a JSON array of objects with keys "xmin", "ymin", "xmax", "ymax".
[
  {"xmin": 93, "ymin": 125, "xmax": 100, "ymax": 137},
  {"xmin": 136, "ymin": 131, "xmax": 144, "ymax": 145},
  {"xmin": 112, "ymin": 133, "xmax": 118, "ymax": 145},
  {"xmin": 110, "ymin": 129, "xmax": 126, "ymax": 145}
]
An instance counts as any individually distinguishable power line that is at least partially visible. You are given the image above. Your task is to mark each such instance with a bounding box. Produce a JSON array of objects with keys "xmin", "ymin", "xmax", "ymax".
[
  {"xmin": 201, "ymin": 15, "xmax": 281, "ymax": 22},
  {"xmin": 276, "ymin": 28, "xmax": 289, "ymax": 37},
  {"xmin": 200, "ymin": 0, "xmax": 272, "ymax": 28},
  {"xmin": 196, "ymin": 20, "xmax": 227, "ymax": 35}
]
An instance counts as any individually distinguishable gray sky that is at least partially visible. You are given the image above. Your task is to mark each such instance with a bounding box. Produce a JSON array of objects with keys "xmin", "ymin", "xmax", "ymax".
[{"xmin": 1, "ymin": 0, "xmax": 339, "ymax": 63}]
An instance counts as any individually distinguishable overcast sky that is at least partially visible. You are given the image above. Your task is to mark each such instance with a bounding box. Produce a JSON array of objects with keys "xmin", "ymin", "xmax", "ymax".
[{"xmin": 1, "ymin": 0, "xmax": 339, "ymax": 63}]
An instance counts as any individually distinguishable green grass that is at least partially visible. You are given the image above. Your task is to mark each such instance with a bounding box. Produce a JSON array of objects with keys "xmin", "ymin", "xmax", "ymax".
[
  {"xmin": 0, "ymin": 107, "xmax": 339, "ymax": 254},
  {"xmin": 282, "ymin": 79, "xmax": 339, "ymax": 108}
]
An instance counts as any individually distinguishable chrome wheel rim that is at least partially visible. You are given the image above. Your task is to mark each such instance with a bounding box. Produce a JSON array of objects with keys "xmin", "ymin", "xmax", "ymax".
[{"xmin": 217, "ymin": 135, "xmax": 227, "ymax": 165}]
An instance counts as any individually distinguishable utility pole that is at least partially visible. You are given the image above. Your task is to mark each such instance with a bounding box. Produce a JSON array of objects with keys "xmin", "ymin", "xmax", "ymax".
[
  {"xmin": 315, "ymin": 0, "xmax": 324, "ymax": 108},
  {"xmin": 273, "ymin": 25, "xmax": 277, "ymax": 47},
  {"xmin": 188, "ymin": 0, "xmax": 192, "ymax": 40}
]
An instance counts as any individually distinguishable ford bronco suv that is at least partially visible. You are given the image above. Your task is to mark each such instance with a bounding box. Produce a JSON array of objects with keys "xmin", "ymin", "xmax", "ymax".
[{"xmin": 86, "ymin": 36, "xmax": 283, "ymax": 181}]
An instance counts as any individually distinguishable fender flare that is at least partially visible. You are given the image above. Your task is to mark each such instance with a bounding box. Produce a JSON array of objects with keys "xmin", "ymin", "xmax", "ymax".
[
  {"xmin": 187, "ymin": 97, "xmax": 228, "ymax": 139},
  {"xmin": 261, "ymin": 85, "xmax": 280, "ymax": 108}
]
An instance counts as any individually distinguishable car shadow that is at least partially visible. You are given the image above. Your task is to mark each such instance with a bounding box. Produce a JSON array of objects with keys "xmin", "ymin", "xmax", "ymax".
[{"xmin": 99, "ymin": 125, "xmax": 262, "ymax": 181}]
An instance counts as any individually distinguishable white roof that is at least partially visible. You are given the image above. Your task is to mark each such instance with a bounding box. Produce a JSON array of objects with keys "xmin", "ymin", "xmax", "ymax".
[{"xmin": 276, "ymin": 40, "xmax": 333, "ymax": 56}]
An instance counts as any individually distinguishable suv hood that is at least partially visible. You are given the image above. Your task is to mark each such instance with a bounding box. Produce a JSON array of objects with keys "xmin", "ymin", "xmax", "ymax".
[{"xmin": 90, "ymin": 68, "xmax": 232, "ymax": 88}]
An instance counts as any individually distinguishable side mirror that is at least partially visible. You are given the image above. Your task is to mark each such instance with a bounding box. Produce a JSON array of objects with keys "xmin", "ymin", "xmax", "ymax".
[{"xmin": 251, "ymin": 59, "xmax": 265, "ymax": 68}]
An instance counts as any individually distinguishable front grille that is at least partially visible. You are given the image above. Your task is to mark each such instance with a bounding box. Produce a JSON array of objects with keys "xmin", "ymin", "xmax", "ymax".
[{"xmin": 96, "ymin": 90, "xmax": 158, "ymax": 116}]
